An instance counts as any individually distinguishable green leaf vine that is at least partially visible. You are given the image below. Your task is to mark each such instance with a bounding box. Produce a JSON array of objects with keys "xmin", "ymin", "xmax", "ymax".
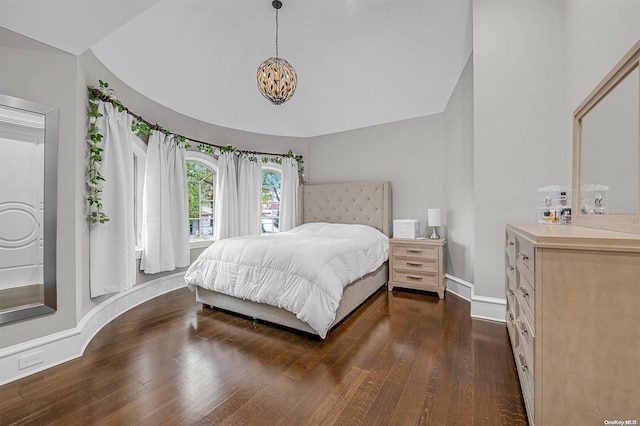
[
  {"xmin": 197, "ymin": 146, "xmax": 305, "ymax": 183},
  {"xmin": 86, "ymin": 80, "xmax": 111, "ymax": 224},
  {"xmin": 87, "ymin": 80, "xmax": 305, "ymax": 225}
]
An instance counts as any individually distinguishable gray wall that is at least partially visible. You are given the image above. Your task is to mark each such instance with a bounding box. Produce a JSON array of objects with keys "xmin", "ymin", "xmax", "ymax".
[
  {"xmin": 306, "ymin": 116, "xmax": 445, "ymax": 237},
  {"xmin": 443, "ymin": 55, "xmax": 475, "ymax": 283},
  {"xmin": 472, "ymin": 0, "xmax": 568, "ymax": 299},
  {"xmin": 0, "ymin": 28, "xmax": 80, "ymax": 347}
]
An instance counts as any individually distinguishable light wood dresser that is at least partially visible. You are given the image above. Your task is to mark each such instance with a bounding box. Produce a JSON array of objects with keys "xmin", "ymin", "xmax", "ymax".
[
  {"xmin": 505, "ymin": 223, "xmax": 640, "ymax": 426},
  {"xmin": 388, "ymin": 238, "xmax": 446, "ymax": 298}
]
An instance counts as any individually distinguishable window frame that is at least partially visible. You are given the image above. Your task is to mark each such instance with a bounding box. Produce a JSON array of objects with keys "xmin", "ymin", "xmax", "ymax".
[
  {"xmin": 185, "ymin": 151, "xmax": 218, "ymax": 249},
  {"xmin": 261, "ymin": 164, "xmax": 282, "ymax": 234}
]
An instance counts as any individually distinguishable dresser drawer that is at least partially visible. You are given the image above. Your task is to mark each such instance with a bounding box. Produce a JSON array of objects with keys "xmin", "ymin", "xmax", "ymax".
[
  {"xmin": 391, "ymin": 270, "xmax": 438, "ymax": 288},
  {"xmin": 505, "ymin": 229, "xmax": 516, "ymax": 260},
  {"xmin": 506, "ymin": 282, "xmax": 516, "ymax": 312},
  {"xmin": 392, "ymin": 243, "xmax": 438, "ymax": 259},
  {"xmin": 393, "ymin": 256, "xmax": 438, "ymax": 273},
  {"xmin": 517, "ymin": 345, "xmax": 533, "ymax": 377},
  {"xmin": 506, "ymin": 298, "xmax": 517, "ymax": 348},
  {"xmin": 516, "ymin": 347, "xmax": 535, "ymax": 426},
  {"xmin": 517, "ymin": 268, "xmax": 535, "ymax": 328},
  {"xmin": 516, "ymin": 234, "xmax": 535, "ymax": 277},
  {"xmin": 506, "ymin": 265, "xmax": 517, "ymax": 295},
  {"xmin": 516, "ymin": 311, "xmax": 535, "ymax": 364}
]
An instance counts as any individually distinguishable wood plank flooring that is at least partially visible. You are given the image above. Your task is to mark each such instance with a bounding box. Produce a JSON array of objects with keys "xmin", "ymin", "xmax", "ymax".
[{"xmin": 0, "ymin": 287, "xmax": 528, "ymax": 425}]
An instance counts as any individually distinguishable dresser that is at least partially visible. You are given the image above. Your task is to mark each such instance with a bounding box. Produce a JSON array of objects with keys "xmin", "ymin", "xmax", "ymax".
[
  {"xmin": 506, "ymin": 223, "xmax": 640, "ymax": 426},
  {"xmin": 388, "ymin": 238, "xmax": 446, "ymax": 298}
]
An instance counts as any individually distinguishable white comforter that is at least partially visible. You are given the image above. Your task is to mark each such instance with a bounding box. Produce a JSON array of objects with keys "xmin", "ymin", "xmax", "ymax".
[{"xmin": 184, "ymin": 222, "xmax": 389, "ymax": 338}]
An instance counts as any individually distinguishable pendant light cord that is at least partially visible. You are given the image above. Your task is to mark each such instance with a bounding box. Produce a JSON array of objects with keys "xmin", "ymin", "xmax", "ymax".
[{"xmin": 275, "ymin": 7, "xmax": 279, "ymax": 58}]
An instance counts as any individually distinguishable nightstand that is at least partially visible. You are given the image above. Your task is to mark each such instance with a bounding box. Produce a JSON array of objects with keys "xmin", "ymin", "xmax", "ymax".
[{"xmin": 388, "ymin": 238, "xmax": 446, "ymax": 298}]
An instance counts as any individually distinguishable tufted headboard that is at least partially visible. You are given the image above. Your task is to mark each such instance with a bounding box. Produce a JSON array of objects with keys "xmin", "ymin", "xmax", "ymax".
[{"xmin": 299, "ymin": 181, "xmax": 392, "ymax": 236}]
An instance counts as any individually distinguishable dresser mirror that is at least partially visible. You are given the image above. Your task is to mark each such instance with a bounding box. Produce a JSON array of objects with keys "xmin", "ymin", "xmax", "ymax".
[
  {"xmin": 0, "ymin": 94, "xmax": 58, "ymax": 324},
  {"xmin": 573, "ymin": 39, "xmax": 640, "ymax": 234}
]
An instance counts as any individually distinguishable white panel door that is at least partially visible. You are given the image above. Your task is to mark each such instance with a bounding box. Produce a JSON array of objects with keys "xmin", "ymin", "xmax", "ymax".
[{"xmin": 0, "ymin": 128, "xmax": 44, "ymax": 291}]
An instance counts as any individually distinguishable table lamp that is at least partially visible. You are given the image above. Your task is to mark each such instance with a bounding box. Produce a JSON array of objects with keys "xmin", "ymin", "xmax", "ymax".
[{"xmin": 428, "ymin": 208, "xmax": 441, "ymax": 239}]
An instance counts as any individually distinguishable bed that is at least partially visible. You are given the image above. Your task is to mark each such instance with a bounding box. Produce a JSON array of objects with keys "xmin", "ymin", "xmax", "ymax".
[{"xmin": 186, "ymin": 181, "xmax": 392, "ymax": 338}]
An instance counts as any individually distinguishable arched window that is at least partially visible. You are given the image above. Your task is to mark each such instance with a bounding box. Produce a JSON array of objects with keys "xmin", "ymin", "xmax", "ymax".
[
  {"xmin": 186, "ymin": 154, "xmax": 217, "ymax": 240},
  {"xmin": 131, "ymin": 139, "xmax": 217, "ymax": 253},
  {"xmin": 262, "ymin": 167, "xmax": 281, "ymax": 233}
]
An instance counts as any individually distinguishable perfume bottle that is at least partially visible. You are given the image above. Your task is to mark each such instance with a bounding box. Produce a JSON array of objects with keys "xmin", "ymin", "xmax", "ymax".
[{"xmin": 560, "ymin": 191, "xmax": 567, "ymax": 206}]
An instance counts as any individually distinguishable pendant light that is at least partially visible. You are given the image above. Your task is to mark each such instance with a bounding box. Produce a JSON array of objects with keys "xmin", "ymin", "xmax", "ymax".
[{"xmin": 257, "ymin": 0, "xmax": 297, "ymax": 105}]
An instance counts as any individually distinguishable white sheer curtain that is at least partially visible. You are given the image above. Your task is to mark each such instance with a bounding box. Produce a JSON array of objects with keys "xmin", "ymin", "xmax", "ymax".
[
  {"xmin": 140, "ymin": 130, "xmax": 189, "ymax": 274},
  {"xmin": 279, "ymin": 156, "xmax": 299, "ymax": 232},
  {"xmin": 214, "ymin": 151, "xmax": 239, "ymax": 240},
  {"xmin": 237, "ymin": 157, "xmax": 262, "ymax": 236},
  {"xmin": 90, "ymin": 102, "xmax": 136, "ymax": 297}
]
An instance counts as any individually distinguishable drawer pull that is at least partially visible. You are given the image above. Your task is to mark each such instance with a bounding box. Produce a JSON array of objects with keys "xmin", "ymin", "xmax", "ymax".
[
  {"xmin": 406, "ymin": 249, "xmax": 423, "ymax": 254},
  {"xmin": 407, "ymin": 275, "xmax": 423, "ymax": 281},
  {"xmin": 518, "ymin": 320, "xmax": 528, "ymax": 335},
  {"xmin": 508, "ymin": 312, "xmax": 514, "ymax": 321},
  {"xmin": 508, "ymin": 289, "xmax": 514, "ymax": 297},
  {"xmin": 406, "ymin": 262, "xmax": 423, "ymax": 268},
  {"xmin": 507, "ymin": 266, "xmax": 515, "ymax": 272},
  {"xmin": 519, "ymin": 286, "xmax": 530, "ymax": 298},
  {"xmin": 518, "ymin": 252, "xmax": 529, "ymax": 261},
  {"xmin": 518, "ymin": 354, "xmax": 528, "ymax": 372},
  {"xmin": 507, "ymin": 241, "xmax": 514, "ymax": 246}
]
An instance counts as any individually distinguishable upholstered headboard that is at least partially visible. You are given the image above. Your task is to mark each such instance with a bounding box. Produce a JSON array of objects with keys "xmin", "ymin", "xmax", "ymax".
[{"xmin": 299, "ymin": 181, "xmax": 392, "ymax": 236}]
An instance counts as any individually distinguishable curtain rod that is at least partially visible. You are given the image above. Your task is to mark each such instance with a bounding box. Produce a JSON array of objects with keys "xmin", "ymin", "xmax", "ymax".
[{"xmin": 90, "ymin": 88, "xmax": 295, "ymax": 158}]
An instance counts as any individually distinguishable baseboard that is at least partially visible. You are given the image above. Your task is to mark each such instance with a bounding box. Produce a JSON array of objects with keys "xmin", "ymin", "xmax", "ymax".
[
  {"xmin": 446, "ymin": 273, "xmax": 506, "ymax": 323},
  {"xmin": 445, "ymin": 274, "xmax": 472, "ymax": 301},
  {"xmin": 0, "ymin": 272, "xmax": 186, "ymax": 386},
  {"xmin": 470, "ymin": 295, "xmax": 506, "ymax": 323}
]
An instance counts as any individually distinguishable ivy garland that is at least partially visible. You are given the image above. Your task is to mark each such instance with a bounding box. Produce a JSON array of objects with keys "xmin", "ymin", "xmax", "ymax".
[
  {"xmin": 87, "ymin": 80, "xmax": 113, "ymax": 224},
  {"xmin": 197, "ymin": 144, "xmax": 305, "ymax": 179},
  {"xmin": 86, "ymin": 80, "xmax": 305, "ymax": 226}
]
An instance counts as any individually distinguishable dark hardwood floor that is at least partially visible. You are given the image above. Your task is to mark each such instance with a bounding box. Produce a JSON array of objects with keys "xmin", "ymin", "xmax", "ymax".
[{"xmin": 0, "ymin": 287, "xmax": 528, "ymax": 425}]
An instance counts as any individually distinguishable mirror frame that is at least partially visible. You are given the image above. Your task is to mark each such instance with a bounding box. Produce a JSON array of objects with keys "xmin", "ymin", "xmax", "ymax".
[
  {"xmin": 0, "ymin": 94, "xmax": 58, "ymax": 324},
  {"xmin": 572, "ymin": 39, "xmax": 640, "ymax": 235}
]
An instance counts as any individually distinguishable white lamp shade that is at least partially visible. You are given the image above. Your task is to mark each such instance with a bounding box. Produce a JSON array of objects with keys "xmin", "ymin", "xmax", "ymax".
[{"xmin": 428, "ymin": 208, "xmax": 442, "ymax": 227}]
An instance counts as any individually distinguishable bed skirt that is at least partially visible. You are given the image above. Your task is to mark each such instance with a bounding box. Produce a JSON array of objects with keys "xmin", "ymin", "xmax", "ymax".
[{"xmin": 196, "ymin": 262, "xmax": 388, "ymax": 337}]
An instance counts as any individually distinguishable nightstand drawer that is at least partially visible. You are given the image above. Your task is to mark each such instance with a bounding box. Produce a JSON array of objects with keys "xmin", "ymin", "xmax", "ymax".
[
  {"xmin": 393, "ymin": 243, "xmax": 438, "ymax": 259},
  {"xmin": 391, "ymin": 270, "xmax": 438, "ymax": 288},
  {"xmin": 392, "ymin": 256, "xmax": 438, "ymax": 273}
]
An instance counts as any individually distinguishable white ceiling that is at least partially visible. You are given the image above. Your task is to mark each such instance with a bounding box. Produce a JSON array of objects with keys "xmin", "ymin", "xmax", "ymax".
[{"xmin": 1, "ymin": 0, "xmax": 473, "ymax": 137}]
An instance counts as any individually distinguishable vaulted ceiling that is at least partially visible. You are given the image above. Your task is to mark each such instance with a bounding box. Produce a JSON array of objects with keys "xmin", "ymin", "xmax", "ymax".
[{"xmin": 1, "ymin": 0, "xmax": 473, "ymax": 137}]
